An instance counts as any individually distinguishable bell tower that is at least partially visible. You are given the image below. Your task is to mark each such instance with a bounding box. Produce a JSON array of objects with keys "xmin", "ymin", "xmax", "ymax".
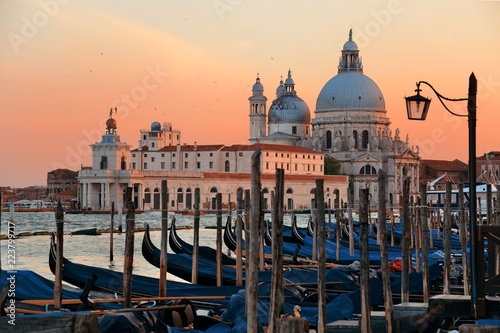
[{"xmin": 249, "ymin": 75, "xmax": 267, "ymax": 144}]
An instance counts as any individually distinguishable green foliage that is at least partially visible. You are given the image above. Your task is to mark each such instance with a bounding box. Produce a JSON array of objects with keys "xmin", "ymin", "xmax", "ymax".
[{"xmin": 324, "ymin": 155, "xmax": 341, "ymax": 175}]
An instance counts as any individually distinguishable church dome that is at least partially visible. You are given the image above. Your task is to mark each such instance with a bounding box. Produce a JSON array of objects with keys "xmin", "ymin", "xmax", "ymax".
[
  {"xmin": 315, "ymin": 30, "xmax": 385, "ymax": 112},
  {"xmin": 151, "ymin": 121, "xmax": 161, "ymax": 132},
  {"xmin": 315, "ymin": 72, "xmax": 385, "ymax": 111},
  {"xmin": 269, "ymin": 94, "xmax": 311, "ymax": 124}
]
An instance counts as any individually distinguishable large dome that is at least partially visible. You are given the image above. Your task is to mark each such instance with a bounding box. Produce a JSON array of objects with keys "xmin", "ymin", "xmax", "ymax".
[
  {"xmin": 315, "ymin": 72, "xmax": 385, "ymax": 112},
  {"xmin": 269, "ymin": 95, "xmax": 311, "ymax": 124}
]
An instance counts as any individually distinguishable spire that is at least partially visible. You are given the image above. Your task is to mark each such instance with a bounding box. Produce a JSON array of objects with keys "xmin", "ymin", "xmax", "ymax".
[{"xmin": 338, "ymin": 30, "xmax": 363, "ymax": 74}]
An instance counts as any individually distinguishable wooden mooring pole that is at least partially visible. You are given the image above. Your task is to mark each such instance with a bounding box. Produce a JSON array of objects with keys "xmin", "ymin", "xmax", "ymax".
[
  {"xmin": 316, "ymin": 179, "xmax": 327, "ymax": 333},
  {"xmin": 334, "ymin": 189, "xmax": 340, "ymax": 262},
  {"xmin": 192, "ymin": 187, "xmax": 200, "ymax": 284},
  {"xmin": 359, "ymin": 188, "xmax": 371, "ymax": 332},
  {"xmin": 216, "ymin": 193, "xmax": 223, "ymax": 287},
  {"xmin": 247, "ymin": 149, "xmax": 261, "ymax": 333},
  {"xmin": 236, "ymin": 189, "xmax": 243, "ymax": 286},
  {"xmin": 458, "ymin": 184, "xmax": 470, "ymax": 295},
  {"xmin": 348, "ymin": 187, "xmax": 354, "ymax": 256},
  {"xmin": 54, "ymin": 199, "xmax": 64, "ymax": 309},
  {"xmin": 378, "ymin": 170, "xmax": 393, "ymax": 331},
  {"xmin": 268, "ymin": 169, "xmax": 284, "ymax": 333},
  {"xmin": 421, "ymin": 184, "xmax": 430, "ymax": 303},
  {"xmin": 159, "ymin": 180, "xmax": 168, "ymax": 297},
  {"xmin": 401, "ymin": 178, "xmax": 410, "ymax": 303},
  {"xmin": 110, "ymin": 202, "xmax": 115, "ymax": 267},
  {"xmin": 123, "ymin": 188, "xmax": 135, "ymax": 308},
  {"xmin": 443, "ymin": 182, "xmax": 452, "ymax": 295}
]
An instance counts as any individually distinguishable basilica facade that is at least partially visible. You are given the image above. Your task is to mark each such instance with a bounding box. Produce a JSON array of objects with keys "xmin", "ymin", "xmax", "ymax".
[{"xmin": 248, "ymin": 31, "xmax": 420, "ymax": 205}]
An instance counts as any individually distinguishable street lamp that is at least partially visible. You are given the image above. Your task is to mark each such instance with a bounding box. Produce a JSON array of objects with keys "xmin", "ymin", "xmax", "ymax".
[{"xmin": 405, "ymin": 73, "xmax": 480, "ymax": 317}]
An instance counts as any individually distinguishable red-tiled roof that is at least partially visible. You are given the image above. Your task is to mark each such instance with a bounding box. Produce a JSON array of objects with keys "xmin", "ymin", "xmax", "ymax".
[{"xmin": 420, "ymin": 159, "xmax": 467, "ymax": 172}]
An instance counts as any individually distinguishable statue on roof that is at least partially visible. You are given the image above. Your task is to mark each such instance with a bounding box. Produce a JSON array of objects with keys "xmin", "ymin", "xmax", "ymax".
[
  {"xmin": 109, "ymin": 107, "xmax": 117, "ymax": 118},
  {"xmin": 349, "ymin": 28, "xmax": 352, "ymax": 41}
]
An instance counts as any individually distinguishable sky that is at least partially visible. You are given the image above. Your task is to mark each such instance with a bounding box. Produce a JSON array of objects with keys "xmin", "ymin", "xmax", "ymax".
[{"xmin": 1, "ymin": 0, "xmax": 500, "ymax": 188}]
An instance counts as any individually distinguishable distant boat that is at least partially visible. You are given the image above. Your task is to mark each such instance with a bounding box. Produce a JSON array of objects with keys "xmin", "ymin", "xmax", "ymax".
[{"xmin": 71, "ymin": 228, "xmax": 101, "ymax": 236}]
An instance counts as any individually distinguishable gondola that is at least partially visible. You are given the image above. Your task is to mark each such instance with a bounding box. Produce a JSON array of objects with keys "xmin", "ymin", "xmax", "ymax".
[
  {"xmin": 264, "ymin": 218, "xmax": 304, "ymax": 246},
  {"xmin": 168, "ymin": 219, "xmax": 237, "ymax": 266},
  {"xmin": 142, "ymin": 224, "xmax": 241, "ymax": 286}
]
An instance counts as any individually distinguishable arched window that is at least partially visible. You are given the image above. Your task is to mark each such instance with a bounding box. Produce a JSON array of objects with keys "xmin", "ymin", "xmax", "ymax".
[
  {"xmin": 326, "ymin": 130, "xmax": 332, "ymax": 149},
  {"xmin": 360, "ymin": 165, "xmax": 377, "ymax": 175},
  {"xmin": 353, "ymin": 130, "xmax": 358, "ymax": 149},
  {"xmin": 362, "ymin": 130, "xmax": 369, "ymax": 149},
  {"xmin": 225, "ymin": 160, "xmax": 230, "ymax": 172},
  {"xmin": 286, "ymin": 188, "xmax": 293, "ymax": 194},
  {"xmin": 185, "ymin": 188, "xmax": 192, "ymax": 210},
  {"xmin": 210, "ymin": 187, "xmax": 218, "ymax": 193},
  {"xmin": 177, "ymin": 187, "xmax": 183, "ymax": 203},
  {"xmin": 153, "ymin": 188, "xmax": 160, "ymax": 209},
  {"xmin": 144, "ymin": 188, "xmax": 151, "ymax": 203}
]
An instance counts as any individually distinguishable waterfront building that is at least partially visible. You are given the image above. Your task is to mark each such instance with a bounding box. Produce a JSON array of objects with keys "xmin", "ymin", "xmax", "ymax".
[
  {"xmin": 47, "ymin": 168, "xmax": 78, "ymax": 201},
  {"xmin": 78, "ymin": 115, "xmax": 348, "ymax": 211}
]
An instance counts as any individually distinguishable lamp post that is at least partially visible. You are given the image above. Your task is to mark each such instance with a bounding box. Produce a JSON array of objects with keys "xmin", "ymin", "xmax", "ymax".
[{"xmin": 405, "ymin": 73, "xmax": 482, "ymax": 317}]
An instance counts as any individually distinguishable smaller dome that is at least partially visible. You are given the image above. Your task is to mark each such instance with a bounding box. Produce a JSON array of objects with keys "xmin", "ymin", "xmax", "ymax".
[
  {"xmin": 151, "ymin": 121, "xmax": 161, "ymax": 132},
  {"xmin": 252, "ymin": 77, "xmax": 264, "ymax": 91},
  {"xmin": 106, "ymin": 117, "xmax": 117, "ymax": 130},
  {"xmin": 276, "ymin": 79, "xmax": 285, "ymax": 96},
  {"xmin": 343, "ymin": 40, "xmax": 358, "ymax": 51}
]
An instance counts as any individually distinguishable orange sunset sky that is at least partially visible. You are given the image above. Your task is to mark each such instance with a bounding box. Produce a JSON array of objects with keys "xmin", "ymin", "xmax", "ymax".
[{"xmin": 1, "ymin": 0, "xmax": 500, "ymax": 188}]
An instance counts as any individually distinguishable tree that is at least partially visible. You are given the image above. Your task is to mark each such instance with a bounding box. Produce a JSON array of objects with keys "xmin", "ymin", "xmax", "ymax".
[{"xmin": 324, "ymin": 155, "xmax": 341, "ymax": 175}]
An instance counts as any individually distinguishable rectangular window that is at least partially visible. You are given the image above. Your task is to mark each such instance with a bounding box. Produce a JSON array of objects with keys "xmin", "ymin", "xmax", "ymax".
[
  {"xmin": 313, "ymin": 165, "xmax": 316, "ymax": 171},
  {"xmin": 161, "ymin": 153, "xmax": 165, "ymax": 157},
  {"xmin": 266, "ymin": 162, "xmax": 269, "ymax": 169},
  {"xmin": 239, "ymin": 152, "xmax": 243, "ymax": 157},
  {"xmin": 152, "ymin": 142, "xmax": 155, "ymax": 148},
  {"xmin": 281, "ymin": 153, "xmax": 284, "ymax": 157},
  {"xmin": 185, "ymin": 153, "xmax": 188, "ymax": 158},
  {"xmin": 172, "ymin": 162, "xmax": 176, "ymax": 169},
  {"xmin": 132, "ymin": 162, "xmax": 136, "ymax": 169},
  {"xmin": 143, "ymin": 135, "xmax": 146, "ymax": 140},
  {"xmin": 209, "ymin": 161, "xmax": 213, "ymax": 169},
  {"xmin": 197, "ymin": 162, "xmax": 201, "ymax": 169},
  {"xmin": 210, "ymin": 153, "xmax": 213, "ymax": 157},
  {"xmin": 294, "ymin": 164, "xmax": 297, "ymax": 171},
  {"xmin": 226, "ymin": 152, "xmax": 229, "ymax": 157},
  {"xmin": 144, "ymin": 162, "xmax": 147, "ymax": 169},
  {"xmin": 197, "ymin": 153, "xmax": 201, "ymax": 157},
  {"xmin": 151, "ymin": 157, "xmax": 155, "ymax": 162},
  {"xmin": 173, "ymin": 153, "xmax": 176, "ymax": 157},
  {"xmin": 292, "ymin": 126, "xmax": 297, "ymax": 134},
  {"xmin": 132, "ymin": 153, "xmax": 136, "ymax": 158},
  {"xmin": 161, "ymin": 162, "xmax": 165, "ymax": 169},
  {"xmin": 184, "ymin": 162, "xmax": 188, "ymax": 169}
]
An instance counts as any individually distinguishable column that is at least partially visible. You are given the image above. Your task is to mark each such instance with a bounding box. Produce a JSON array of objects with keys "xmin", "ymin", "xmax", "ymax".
[{"xmin": 100, "ymin": 183, "xmax": 105, "ymax": 210}]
